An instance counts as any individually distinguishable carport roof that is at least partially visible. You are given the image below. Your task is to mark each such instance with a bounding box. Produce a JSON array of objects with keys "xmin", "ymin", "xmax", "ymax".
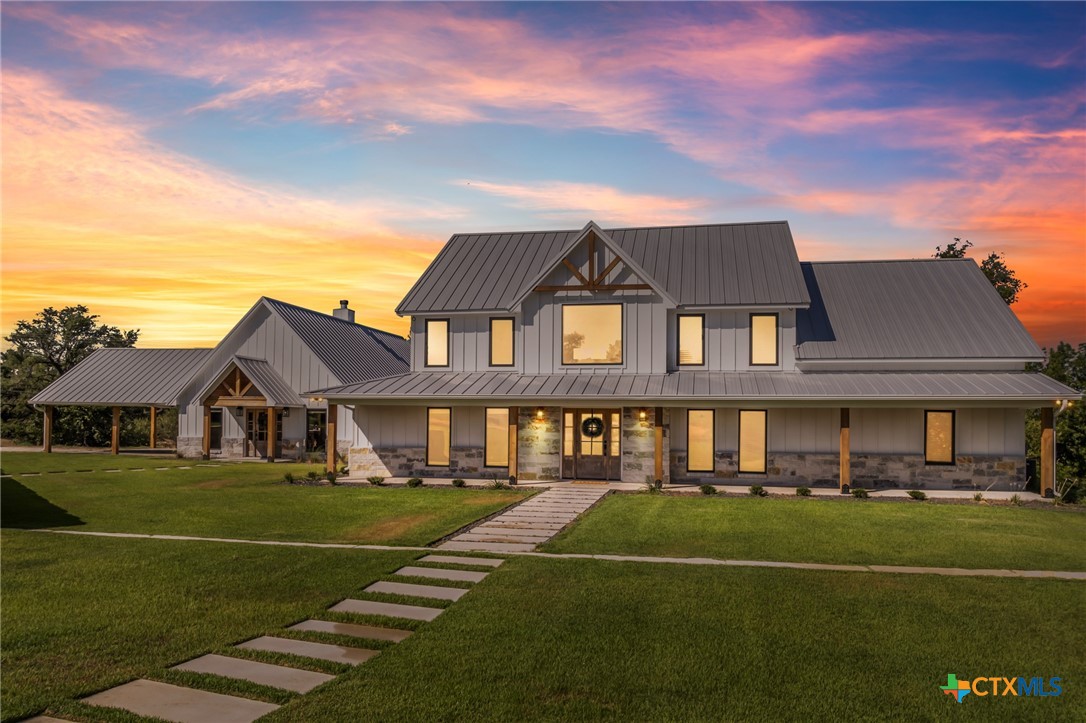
[{"xmin": 29, "ymin": 348, "xmax": 212, "ymax": 407}]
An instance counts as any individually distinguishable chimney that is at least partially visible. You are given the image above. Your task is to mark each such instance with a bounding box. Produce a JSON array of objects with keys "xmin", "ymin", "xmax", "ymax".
[{"xmin": 332, "ymin": 299, "xmax": 355, "ymax": 323}]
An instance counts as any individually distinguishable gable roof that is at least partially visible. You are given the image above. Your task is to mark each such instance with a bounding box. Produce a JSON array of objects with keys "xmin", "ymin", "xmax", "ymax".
[
  {"xmin": 796, "ymin": 259, "xmax": 1043, "ymax": 361},
  {"xmin": 193, "ymin": 355, "xmax": 308, "ymax": 407},
  {"xmin": 29, "ymin": 348, "xmax": 212, "ymax": 406},
  {"xmin": 397, "ymin": 221, "xmax": 811, "ymax": 314}
]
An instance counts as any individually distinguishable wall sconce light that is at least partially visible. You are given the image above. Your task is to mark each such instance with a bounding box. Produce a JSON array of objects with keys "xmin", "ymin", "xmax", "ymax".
[
  {"xmin": 536, "ymin": 407, "xmax": 545, "ymax": 420},
  {"xmin": 638, "ymin": 408, "xmax": 648, "ymax": 422}
]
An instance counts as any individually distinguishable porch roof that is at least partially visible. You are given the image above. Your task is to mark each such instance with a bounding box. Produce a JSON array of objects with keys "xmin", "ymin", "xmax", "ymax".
[
  {"xmin": 194, "ymin": 355, "xmax": 308, "ymax": 408},
  {"xmin": 29, "ymin": 348, "xmax": 212, "ymax": 407},
  {"xmin": 311, "ymin": 370, "xmax": 1080, "ymax": 404}
]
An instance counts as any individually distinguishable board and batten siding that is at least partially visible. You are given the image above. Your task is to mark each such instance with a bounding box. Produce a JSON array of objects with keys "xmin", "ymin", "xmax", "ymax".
[
  {"xmin": 665, "ymin": 309, "xmax": 797, "ymax": 372},
  {"xmin": 351, "ymin": 405, "xmax": 484, "ymax": 448},
  {"xmin": 670, "ymin": 407, "xmax": 837, "ymax": 454}
]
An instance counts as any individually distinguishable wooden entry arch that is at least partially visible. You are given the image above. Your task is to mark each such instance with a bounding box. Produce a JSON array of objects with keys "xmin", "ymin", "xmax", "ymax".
[{"xmin": 201, "ymin": 365, "xmax": 278, "ymax": 461}]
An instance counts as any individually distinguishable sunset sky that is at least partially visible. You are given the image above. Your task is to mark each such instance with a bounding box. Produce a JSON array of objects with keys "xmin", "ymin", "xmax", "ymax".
[{"xmin": 2, "ymin": 1, "xmax": 1084, "ymax": 348}]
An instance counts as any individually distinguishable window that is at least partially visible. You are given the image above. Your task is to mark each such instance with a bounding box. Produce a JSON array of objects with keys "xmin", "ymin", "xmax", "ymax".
[
  {"xmin": 305, "ymin": 410, "xmax": 326, "ymax": 453},
  {"xmin": 489, "ymin": 318, "xmax": 514, "ymax": 366},
  {"xmin": 209, "ymin": 408, "xmax": 223, "ymax": 452},
  {"xmin": 427, "ymin": 408, "xmax": 451, "ymax": 466},
  {"xmin": 925, "ymin": 410, "xmax": 955, "ymax": 465},
  {"xmin": 738, "ymin": 410, "xmax": 767, "ymax": 473},
  {"xmin": 677, "ymin": 314, "xmax": 705, "ymax": 366},
  {"xmin": 563, "ymin": 412, "xmax": 574, "ymax": 456},
  {"xmin": 562, "ymin": 304, "xmax": 622, "ymax": 365},
  {"xmin": 687, "ymin": 409, "xmax": 714, "ymax": 473},
  {"xmin": 750, "ymin": 313, "xmax": 778, "ymax": 366},
  {"xmin": 425, "ymin": 319, "xmax": 449, "ymax": 367},
  {"xmin": 485, "ymin": 408, "xmax": 509, "ymax": 467}
]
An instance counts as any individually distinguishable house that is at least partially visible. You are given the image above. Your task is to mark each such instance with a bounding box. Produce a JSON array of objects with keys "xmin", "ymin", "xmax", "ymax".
[
  {"xmin": 312, "ymin": 221, "xmax": 1079, "ymax": 495},
  {"xmin": 31, "ymin": 298, "xmax": 409, "ymax": 463}
]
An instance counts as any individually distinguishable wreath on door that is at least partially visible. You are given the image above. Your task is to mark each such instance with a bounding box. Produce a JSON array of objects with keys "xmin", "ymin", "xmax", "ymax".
[{"xmin": 581, "ymin": 416, "xmax": 605, "ymax": 438}]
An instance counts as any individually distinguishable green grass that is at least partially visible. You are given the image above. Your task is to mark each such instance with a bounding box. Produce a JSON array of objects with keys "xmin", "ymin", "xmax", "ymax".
[
  {"xmin": 0, "ymin": 529, "xmax": 419, "ymax": 722},
  {"xmin": 268, "ymin": 556, "xmax": 1085, "ymax": 721},
  {"xmin": 1, "ymin": 453, "xmax": 528, "ymax": 546},
  {"xmin": 0, "ymin": 451, "xmax": 201, "ymax": 474},
  {"xmin": 544, "ymin": 494, "xmax": 1086, "ymax": 571}
]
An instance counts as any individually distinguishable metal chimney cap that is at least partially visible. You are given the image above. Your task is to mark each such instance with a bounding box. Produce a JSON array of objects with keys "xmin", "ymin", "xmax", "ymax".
[{"xmin": 339, "ymin": 300, "xmax": 349, "ymax": 308}]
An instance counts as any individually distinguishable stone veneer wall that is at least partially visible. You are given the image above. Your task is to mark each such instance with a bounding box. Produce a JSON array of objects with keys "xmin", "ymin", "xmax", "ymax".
[
  {"xmin": 516, "ymin": 406, "xmax": 561, "ymax": 481},
  {"xmin": 621, "ymin": 407, "xmax": 670, "ymax": 484},
  {"xmin": 177, "ymin": 435, "xmax": 309, "ymax": 461},
  {"xmin": 348, "ymin": 445, "xmax": 488, "ymax": 478}
]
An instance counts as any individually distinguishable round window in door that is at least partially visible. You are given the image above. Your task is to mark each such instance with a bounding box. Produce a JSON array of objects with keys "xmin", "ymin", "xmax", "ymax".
[{"xmin": 581, "ymin": 416, "xmax": 604, "ymax": 438}]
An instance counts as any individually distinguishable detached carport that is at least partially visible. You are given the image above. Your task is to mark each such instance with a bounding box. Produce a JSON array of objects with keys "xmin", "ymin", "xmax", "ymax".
[{"xmin": 29, "ymin": 348, "xmax": 211, "ymax": 454}]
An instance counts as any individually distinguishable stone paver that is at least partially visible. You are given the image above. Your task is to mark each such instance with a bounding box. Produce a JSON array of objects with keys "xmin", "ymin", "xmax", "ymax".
[
  {"xmin": 455, "ymin": 533, "xmax": 549, "ymax": 544},
  {"xmin": 394, "ymin": 565, "xmax": 488, "ymax": 583},
  {"xmin": 288, "ymin": 619, "xmax": 413, "ymax": 642},
  {"xmin": 471, "ymin": 526, "xmax": 554, "ymax": 537},
  {"xmin": 83, "ymin": 679, "xmax": 278, "ymax": 723},
  {"xmin": 237, "ymin": 636, "xmax": 378, "ymax": 665},
  {"xmin": 23, "ymin": 717, "xmax": 70, "ymax": 722},
  {"xmin": 438, "ymin": 540, "xmax": 537, "ymax": 553},
  {"xmin": 417, "ymin": 554, "xmax": 505, "ymax": 567},
  {"xmin": 365, "ymin": 580, "xmax": 467, "ymax": 601},
  {"xmin": 173, "ymin": 653, "xmax": 333, "ymax": 693},
  {"xmin": 330, "ymin": 598, "xmax": 444, "ymax": 621}
]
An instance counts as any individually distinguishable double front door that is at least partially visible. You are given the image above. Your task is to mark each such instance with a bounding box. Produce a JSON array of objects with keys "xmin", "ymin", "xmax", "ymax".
[
  {"xmin": 562, "ymin": 409, "xmax": 621, "ymax": 480},
  {"xmin": 245, "ymin": 409, "xmax": 283, "ymax": 458}
]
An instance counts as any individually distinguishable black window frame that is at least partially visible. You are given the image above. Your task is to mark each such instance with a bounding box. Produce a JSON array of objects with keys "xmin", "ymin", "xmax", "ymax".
[
  {"xmin": 488, "ymin": 317, "xmax": 516, "ymax": 368},
  {"xmin": 426, "ymin": 406, "xmax": 452, "ymax": 467},
  {"xmin": 483, "ymin": 407, "xmax": 510, "ymax": 468},
  {"xmin": 560, "ymin": 302, "xmax": 624, "ymax": 366},
  {"xmin": 424, "ymin": 318, "xmax": 451, "ymax": 368},
  {"xmin": 676, "ymin": 313, "xmax": 706, "ymax": 367},
  {"xmin": 748, "ymin": 312, "xmax": 780, "ymax": 367},
  {"xmin": 737, "ymin": 409, "xmax": 768, "ymax": 475},
  {"xmin": 924, "ymin": 410, "xmax": 956, "ymax": 466},
  {"xmin": 686, "ymin": 408, "xmax": 715, "ymax": 473}
]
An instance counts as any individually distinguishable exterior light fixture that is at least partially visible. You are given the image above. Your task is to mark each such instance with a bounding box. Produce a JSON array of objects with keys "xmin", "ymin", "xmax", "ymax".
[
  {"xmin": 638, "ymin": 408, "xmax": 648, "ymax": 421},
  {"xmin": 536, "ymin": 408, "xmax": 545, "ymax": 420}
]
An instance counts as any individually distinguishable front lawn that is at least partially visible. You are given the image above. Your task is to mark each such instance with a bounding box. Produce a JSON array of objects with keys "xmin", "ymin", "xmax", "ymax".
[
  {"xmin": 544, "ymin": 494, "xmax": 1086, "ymax": 571},
  {"xmin": 0, "ymin": 451, "xmax": 200, "ymax": 474},
  {"xmin": 269, "ymin": 556, "xmax": 1085, "ymax": 721},
  {"xmin": 1, "ymin": 453, "xmax": 528, "ymax": 546},
  {"xmin": 0, "ymin": 530, "xmax": 419, "ymax": 722}
]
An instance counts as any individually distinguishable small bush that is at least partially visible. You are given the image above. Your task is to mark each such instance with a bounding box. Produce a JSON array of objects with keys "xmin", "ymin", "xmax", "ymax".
[
  {"xmin": 749, "ymin": 484, "xmax": 768, "ymax": 497},
  {"xmin": 367, "ymin": 476, "xmax": 384, "ymax": 486},
  {"xmin": 851, "ymin": 487, "xmax": 869, "ymax": 499},
  {"xmin": 795, "ymin": 486, "xmax": 811, "ymax": 497},
  {"xmin": 282, "ymin": 472, "xmax": 294, "ymax": 484},
  {"xmin": 974, "ymin": 492, "xmax": 984, "ymax": 502},
  {"xmin": 305, "ymin": 470, "xmax": 320, "ymax": 482},
  {"xmin": 1010, "ymin": 493, "xmax": 1022, "ymax": 506},
  {"xmin": 325, "ymin": 471, "xmax": 337, "ymax": 484},
  {"xmin": 407, "ymin": 477, "xmax": 424, "ymax": 488},
  {"xmin": 452, "ymin": 478, "xmax": 466, "ymax": 488},
  {"xmin": 907, "ymin": 489, "xmax": 927, "ymax": 501},
  {"xmin": 642, "ymin": 479, "xmax": 663, "ymax": 495},
  {"xmin": 699, "ymin": 484, "xmax": 717, "ymax": 496},
  {"xmin": 488, "ymin": 479, "xmax": 510, "ymax": 490}
]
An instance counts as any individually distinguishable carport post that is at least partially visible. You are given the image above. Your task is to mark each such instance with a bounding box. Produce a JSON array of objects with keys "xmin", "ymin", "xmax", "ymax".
[
  {"xmin": 149, "ymin": 406, "xmax": 157, "ymax": 449},
  {"xmin": 43, "ymin": 405, "xmax": 54, "ymax": 454},
  {"xmin": 326, "ymin": 403, "xmax": 338, "ymax": 474},
  {"xmin": 111, "ymin": 406, "xmax": 120, "ymax": 455}
]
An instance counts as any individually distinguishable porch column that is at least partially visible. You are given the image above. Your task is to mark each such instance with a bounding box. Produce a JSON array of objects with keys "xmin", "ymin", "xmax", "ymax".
[
  {"xmin": 326, "ymin": 403, "xmax": 338, "ymax": 473},
  {"xmin": 1040, "ymin": 406, "xmax": 1054, "ymax": 498},
  {"xmin": 111, "ymin": 406, "xmax": 120, "ymax": 455},
  {"xmin": 149, "ymin": 406, "xmax": 157, "ymax": 449},
  {"xmin": 508, "ymin": 406, "xmax": 519, "ymax": 481},
  {"xmin": 267, "ymin": 406, "xmax": 277, "ymax": 462},
  {"xmin": 43, "ymin": 405, "xmax": 54, "ymax": 454},
  {"xmin": 202, "ymin": 405, "xmax": 211, "ymax": 459},
  {"xmin": 654, "ymin": 407, "xmax": 664, "ymax": 483},
  {"xmin": 839, "ymin": 408, "xmax": 850, "ymax": 493}
]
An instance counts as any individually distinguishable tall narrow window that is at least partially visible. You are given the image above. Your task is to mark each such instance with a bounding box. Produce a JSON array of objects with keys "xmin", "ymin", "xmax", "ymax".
[
  {"xmin": 677, "ymin": 314, "xmax": 705, "ymax": 366},
  {"xmin": 562, "ymin": 304, "xmax": 623, "ymax": 364},
  {"xmin": 489, "ymin": 318, "xmax": 514, "ymax": 366},
  {"xmin": 563, "ymin": 412, "xmax": 574, "ymax": 456},
  {"xmin": 738, "ymin": 410, "xmax": 767, "ymax": 473},
  {"xmin": 610, "ymin": 411, "xmax": 621, "ymax": 457},
  {"xmin": 425, "ymin": 319, "xmax": 449, "ymax": 367},
  {"xmin": 750, "ymin": 314, "xmax": 778, "ymax": 366},
  {"xmin": 427, "ymin": 408, "xmax": 451, "ymax": 466},
  {"xmin": 687, "ymin": 409, "xmax": 714, "ymax": 473},
  {"xmin": 485, "ymin": 408, "xmax": 509, "ymax": 467},
  {"xmin": 925, "ymin": 411, "xmax": 955, "ymax": 465}
]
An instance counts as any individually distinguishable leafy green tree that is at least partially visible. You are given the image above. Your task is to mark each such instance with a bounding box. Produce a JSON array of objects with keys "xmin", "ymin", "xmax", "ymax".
[
  {"xmin": 933, "ymin": 238, "xmax": 1027, "ymax": 304},
  {"xmin": 1026, "ymin": 342, "xmax": 1086, "ymax": 502},
  {"xmin": 2, "ymin": 306, "xmax": 138, "ymax": 446}
]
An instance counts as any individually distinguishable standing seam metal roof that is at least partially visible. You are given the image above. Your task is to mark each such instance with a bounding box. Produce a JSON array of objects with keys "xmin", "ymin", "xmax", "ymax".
[{"xmin": 28, "ymin": 349, "xmax": 213, "ymax": 406}]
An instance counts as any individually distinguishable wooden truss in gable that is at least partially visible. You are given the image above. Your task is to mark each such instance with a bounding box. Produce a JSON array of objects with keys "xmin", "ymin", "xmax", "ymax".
[{"xmin": 534, "ymin": 233, "xmax": 652, "ymax": 293}]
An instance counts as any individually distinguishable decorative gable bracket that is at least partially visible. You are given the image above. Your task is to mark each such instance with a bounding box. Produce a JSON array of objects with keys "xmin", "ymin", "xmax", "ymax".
[{"xmin": 534, "ymin": 231, "xmax": 653, "ymax": 293}]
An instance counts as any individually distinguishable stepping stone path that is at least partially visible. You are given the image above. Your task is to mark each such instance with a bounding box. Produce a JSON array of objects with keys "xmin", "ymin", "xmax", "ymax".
[
  {"xmin": 439, "ymin": 486, "xmax": 608, "ymax": 552},
  {"xmin": 49, "ymin": 554, "xmax": 505, "ymax": 723}
]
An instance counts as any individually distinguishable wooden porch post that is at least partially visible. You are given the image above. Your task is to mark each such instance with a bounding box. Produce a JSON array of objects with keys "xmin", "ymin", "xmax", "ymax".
[
  {"xmin": 654, "ymin": 407, "xmax": 664, "ymax": 483},
  {"xmin": 508, "ymin": 406, "xmax": 519, "ymax": 481},
  {"xmin": 267, "ymin": 406, "xmax": 277, "ymax": 462},
  {"xmin": 1040, "ymin": 406, "xmax": 1054, "ymax": 498},
  {"xmin": 202, "ymin": 405, "xmax": 211, "ymax": 459},
  {"xmin": 839, "ymin": 407, "xmax": 850, "ymax": 493},
  {"xmin": 111, "ymin": 406, "xmax": 120, "ymax": 455},
  {"xmin": 149, "ymin": 406, "xmax": 157, "ymax": 449},
  {"xmin": 326, "ymin": 403, "xmax": 338, "ymax": 473},
  {"xmin": 43, "ymin": 405, "xmax": 54, "ymax": 454}
]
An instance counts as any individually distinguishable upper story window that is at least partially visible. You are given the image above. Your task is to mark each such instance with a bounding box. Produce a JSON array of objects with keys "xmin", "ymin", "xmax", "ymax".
[
  {"xmin": 562, "ymin": 304, "xmax": 622, "ymax": 365},
  {"xmin": 925, "ymin": 410, "xmax": 955, "ymax": 465},
  {"xmin": 749, "ymin": 313, "xmax": 779, "ymax": 366},
  {"xmin": 677, "ymin": 314, "xmax": 705, "ymax": 366},
  {"xmin": 489, "ymin": 318, "xmax": 514, "ymax": 367},
  {"xmin": 425, "ymin": 319, "xmax": 449, "ymax": 367}
]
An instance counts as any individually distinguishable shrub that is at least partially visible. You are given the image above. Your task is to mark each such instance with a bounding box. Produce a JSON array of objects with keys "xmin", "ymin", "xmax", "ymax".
[
  {"xmin": 367, "ymin": 476, "xmax": 384, "ymax": 486},
  {"xmin": 282, "ymin": 472, "xmax": 294, "ymax": 484},
  {"xmin": 642, "ymin": 479, "xmax": 663, "ymax": 495},
  {"xmin": 325, "ymin": 471, "xmax": 337, "ymax": 484},
  {"xmin": 974, "ymin": 492, "xmax": 984, "ymax": 502},
  {"xmin": 749, "ymin": 484, "xmax": 768, "ymax": 497},
  {"xmin": 488, "ymin": 479, "xmax": 510, "ymax": 490},
  {"xmin": 699, "ymin": 484, "xmax": 717, "ymax": 496},
  {"xmin": 851, "ymin": 487, "xmax": 869, "ymax": 499},
  {"xmin": 452, "ymin": 478, "xmax": 466, "ymax": 488},
  {"xmin": 1010, "ymin": 493, "xmax": 1022, "ymax": 506},
  {"xmin": 305, "ymin": 470, "xmax": 320, "ymax": 482},
  {"xmin": 795, "ymin": 486, "xmax": 811, "ymax": 497},
  {"xmin": 407, "ymin": 477, "xmax": 424, "ymax": 488},
  {"xmin": 907, "ymin": 489, "xmax": 927, "ymax": 501}
]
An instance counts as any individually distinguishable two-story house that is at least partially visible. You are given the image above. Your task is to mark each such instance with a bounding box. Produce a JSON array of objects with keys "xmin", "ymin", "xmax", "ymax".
[{"xmin": 315, "ymin": 221, "xmax": 1078, "ymax": 494}]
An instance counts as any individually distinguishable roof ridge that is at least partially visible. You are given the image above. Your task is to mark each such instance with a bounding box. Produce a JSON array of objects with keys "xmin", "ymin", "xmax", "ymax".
[
  {"xmin": 802, "ymin": 258, "xmax": 974, "ymax": 266},
  {"xmin": 263, "ymin": 296, "xmax": 407, "ymax": 339},
  {"xmin": 448, "ymin": 220, "xmax": 789, "ymax": 238}
]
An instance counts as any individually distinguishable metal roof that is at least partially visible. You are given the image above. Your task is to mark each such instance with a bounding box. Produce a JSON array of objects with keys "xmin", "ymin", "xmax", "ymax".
[
  {"xmin": 397, "ymin": 221, "xmax": 810, "ymax": 314},
  {"xmin": 796, "ymin": 259, "xmax": 1044, "ymax": 360},
  {"xmin": 312, "ymin": 370, "xmax": 1079, "ymax": 403},
  {"xmin": 227, "ymin": 356, "xmax": 307, "ymax": 407},
  {"xmin": 29, "ymin": 348, "xmax": 212, "ymax": 406},
  {"xmin": 263, "ymin": 298, "xmax": 409, "ymax": 383}
]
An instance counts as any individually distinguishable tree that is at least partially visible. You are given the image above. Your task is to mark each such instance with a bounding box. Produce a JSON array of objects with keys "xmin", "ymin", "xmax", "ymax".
[
  {"xmin": 933, "ymin": 238, "xmax": 1027, "ymax": 304},
  {"xmin": 1, "ymin": 306, "xmax": 138, "ymax": 446},
  {"xmin": 1026, "ymin": 342, "xmax": 1086, "ymax": 502}
]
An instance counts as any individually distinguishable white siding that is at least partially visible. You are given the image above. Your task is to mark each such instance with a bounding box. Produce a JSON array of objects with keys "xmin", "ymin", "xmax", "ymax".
[
  {"xmin": 670, "ymin": 406, "xmax": 835, "ymax": 453},
  {"xmin": 351, "ymin": 405, "xmax": 484, "ymax": 448},
  {"xmin": 851, "ymin": 408, "xmax": 1024, "ymax": 456}
]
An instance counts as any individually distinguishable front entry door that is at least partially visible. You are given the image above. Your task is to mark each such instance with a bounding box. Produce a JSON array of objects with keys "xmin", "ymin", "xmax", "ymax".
[
  {"xmin": 564, "ymin": 409, "xmax": 621, "ymax": 480},
  {"xmin": 245, "ymin": 410, "xmax": 283, "ymax": 458}
]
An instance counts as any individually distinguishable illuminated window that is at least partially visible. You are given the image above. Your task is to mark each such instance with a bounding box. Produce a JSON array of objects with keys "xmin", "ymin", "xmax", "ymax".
[
  {"xmin": 425, "ymin": 319, "xmax": 449, "ymax": 367},
  {"xmin": 750, "ymin": 314, "xmax": 778, "ymax": 366},
  {"xmin": 427, "ymin": 408, "xmax": 451, "ymax": 466},
  {"xmin": 687, "ymin": 409, "xmax": 714, "ymax": 473},
  {"xmin": 610, "ymin": 411, "xmax": 621, "ymax": 457},
  {"xmin": 563, "ymin": 412, "xmax": 574, "ymax": 456},
  {"xmin": 738, "ymin": 410, "xmax": 767, "ymax": 473},
  {"xmin": 677, "ymin": 314, "xmax": 705, "ymax": 366},
  {"xmin": 485, "ymin": 408, "xmax": 509, "ymax": 467},
  {"xmin": 925, "ymin": 411, "xmax": 955, "ymax": 465},
  {"xmin": 489, "ymin": 318, "xmax": 514, "ymax": 366},
  {"xmin": 562, "ymin": 304, "xmax": 622, "ymax": 365}
]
